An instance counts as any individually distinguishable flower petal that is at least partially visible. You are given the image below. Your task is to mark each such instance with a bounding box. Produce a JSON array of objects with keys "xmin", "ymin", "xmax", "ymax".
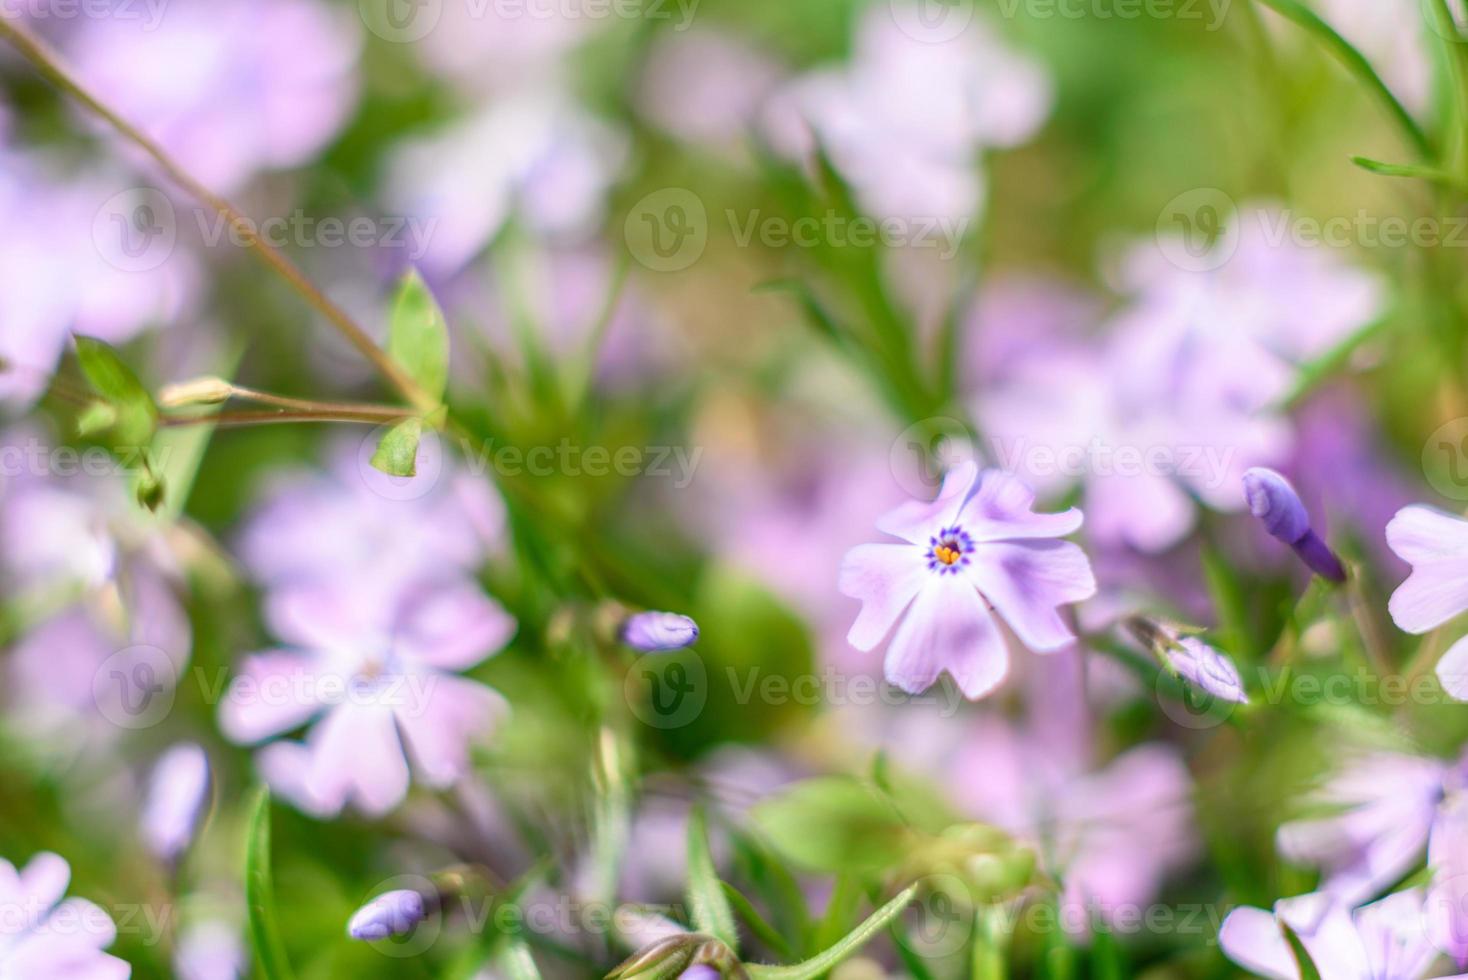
[
  {"xmin": 395, "ymin": 676, "xmax": 509, "ymax": 788},
  {"xmin": 1437, "ymin": 634, "xmax": 1468, "ymax": 702},
  {"xmin": 306, "ymin": 704, "xmax": 411, "ymax": 818},
  {"xmin": 882, "ymin": 573, "xmax": 1009, "ymax": 700},
  {"xmin": 219, "ymin": 650, "xmax": 324, "ymax": 745},
  {"xmin": 1387, "ymin": 505, "xmax": 1468, "ymax": 633},
  {"xmin": 839, "ymin": 543, "xmax": 926, "ymax": 651},
  {"xmin": 395, "ymin": 582, "xmax": 517, "ymax": 671},
  {"xmin": 1219, "ymin": 906, "xmax": 1298, "ymax": 980},
  {"xmin": 874, "ymin": 461, "xmax": 979, "ymax": 544},
  {"xmin": 957, "ymin": 469, "xmax": 1083, "ymax": 542},
  {"xmin": 968, "ymin": 540, "xmax": 1095, "ymax": 652}
]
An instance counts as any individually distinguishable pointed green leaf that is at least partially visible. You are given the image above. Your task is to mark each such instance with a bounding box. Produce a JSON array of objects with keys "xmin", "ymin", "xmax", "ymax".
[
  {"xmin": 73, "ymin": 334, "xmax": 157, "ymax": 447},
  {"xmin": 388, "ymin": 269, "xmax": 450, "ymax": 407},
  {"xmin": 75, "ymin": 401, "xmax": 118, "ymax": 437},
  {"xmin": 1282, "ymin": 921, "xmax": 1324, "ymax": 980},
  {"xmin": 370, "ymin": 417, "xmax": 423, "ymax": 477},
  {"xmin": 1351, "ymin": 156, "xmax": 1468, "ymax": 190},
  {"xmin": 496, "ymin": 938, "xmax": 543, "ymax": 980},
  {"xmin": 721, "ymin": 882, "xmax": 793, "ymax": 961},
  {"xmin": 747, "ymin": 885, "xmax": 917, "ymax": 980},
  {"xmin": 687, "ymin": 807, "xmax": 739, "ymax": 950},
  {"xmin": 244, "ymin": 787, "xmax": 295, "ymax": 980}
]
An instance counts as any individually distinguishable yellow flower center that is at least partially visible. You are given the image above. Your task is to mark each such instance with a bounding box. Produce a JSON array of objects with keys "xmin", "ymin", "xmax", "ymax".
[{"xmin": 934, "ymin": 544, "xmax": 962, "ymax": 566}]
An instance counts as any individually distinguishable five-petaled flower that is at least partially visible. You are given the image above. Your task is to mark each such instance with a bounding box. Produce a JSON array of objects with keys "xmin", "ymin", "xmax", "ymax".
[{"xmin": 839, "ymin": 462, "xmax": 1096, "ymax": 699}]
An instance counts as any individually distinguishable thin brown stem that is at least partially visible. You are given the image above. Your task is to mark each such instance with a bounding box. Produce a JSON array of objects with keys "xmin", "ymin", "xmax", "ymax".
[
  {"xmin": 0, "ymin": 15, "xmax": 429, "ymax": 410},
  {"xmin": 161, "ymin": 408, "xmax": 409, "ymax": 429}
]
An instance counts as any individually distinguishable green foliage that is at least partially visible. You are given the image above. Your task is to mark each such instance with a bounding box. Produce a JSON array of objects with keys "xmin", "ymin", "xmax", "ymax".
[
  {"xmin": 369, "ymin": 416, "xmax": 423, "ymax": 477},
  {"xmin": 388, "ymin": 268, "xmax": 450, "ymax": 407},
  {"xmin": 751, "ymin": 777, "xmax": 909, "ymax": 874},
  {"xmin": 73, "ymin": 334, "xmax": 157, "ymax": 447},
  {"xmin": 244, "ymin": 787, "xmax": 296, "ymax": 980},
  {"xmin": 687, "ymin": 807, "xmax": 739, "ymax": 950}
]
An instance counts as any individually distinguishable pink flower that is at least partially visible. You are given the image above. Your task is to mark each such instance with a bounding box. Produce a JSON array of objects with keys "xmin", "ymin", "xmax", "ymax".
[
  {"xmin": 0, "ymin": 851, "xmax": 130, "ymax": 978},
  {"xmin": 141, "ymin": 744, "xmax": 211, "ymax": 864},
  {"xmin": 219, "ymin": 579, "xmax": 516, "ymax": 818},
  {"xmin": 1386, "ymin": 505, "xmax": 1468, "ymax": 700},
  {"xmin": 839, "ymin": 462, "xmax": 1095, "ymax": 699},
  {"xmin": 1220, "ymin": 890, "xmax": 1460, "ymax": 980}
]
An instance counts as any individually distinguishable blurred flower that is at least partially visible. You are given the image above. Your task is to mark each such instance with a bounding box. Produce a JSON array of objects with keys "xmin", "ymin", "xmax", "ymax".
[
  {"xmin": 67, "ymin": 0, "xmax": 360, "ymax": 193},
  {"xmin": 382, "ymin": 92, "xmax": 627, "ymax": 279},
  {"xmin": 220, "ymin": 578, "xmax": 515, "ymax": 817},
  {"xmin": 1220, "ymin": 889, "xmax": 1452, "ymax": 980},
  {"xmin": 1243, "ymin": 467, "xmax": 1346, "ymax": 582},
  {"xmin": 637, "ymin": 27, "xmax": 784, "ymax": 156},
  {"xmin": 1277, "ymin": 749, "xmax": 1468, "ymax": 958},
  {"xmin": 0, "ymin": 159, "xmax": 195, "ymax": 407},
  {"xmin": 347, "ymin": 889, "xmax": 428, "ymax": 941},
  {"xmin": 0, "ymin": 851, "xmax": 130, "ymax": 978},
  {"xmin": 414, "ymin": 0, "xmax": 597, "ymax": 96},
  {"xmin": 1386, "ymin": 505, "xmax": 1468, "ymax": 699},
  {"xmin": 174, "ymin": 920, "xmax": 246, "ymax": 980},
  {"xmin": 141, "ymin": 743, "xmax": 211, "ymax": 864},
  {"xmin": 763, "ymin": 2, "xmax": 1051, "ymax": 225},
  {"xmin": 622, "ymin": 611, "xmax": 700, "ymax": 652},
  {"xmin": 840, "ymin": 462, "xmax": 1095, "ymax": 699},
  {"xmin": 237, "ymin": 440, "xmax": 503, "ymax": 596}
]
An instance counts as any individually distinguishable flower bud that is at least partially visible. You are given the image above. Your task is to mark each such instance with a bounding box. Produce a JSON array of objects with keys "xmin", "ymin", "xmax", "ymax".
[
  {"xmin": 157, "ymin": 376, "xmax": 235, "ymax": 408},
  {"xmin": 1241, "ymin": 468, "xmax": 1346, "ymax": 583},
  {"xmin": 622, "ymin": 611, "xmax": 700, "ymax": 652},
  {"xmin": 347, "ymin": 890, "xmax": 428, "ymax": 941}
]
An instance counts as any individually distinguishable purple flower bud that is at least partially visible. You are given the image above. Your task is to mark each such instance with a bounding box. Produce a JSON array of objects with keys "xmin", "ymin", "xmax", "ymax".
[
  {"xmin": 1242, "ymin": 468, "xmax": 1310, "ymax": 544},
  {"xmin": 347, "ymin": 890, "xmax": 428, "ymax": 941},
  {"xmin": 622, "ymin": 611, "xmax": 700, "ymax": 652},
  {"xmin": 681, "ymin": 968, "xmax": 722, "ymax": 980},
  {"xmin": 1242, "ymin": 468, "xmax": 1346, "ymax": 583}
]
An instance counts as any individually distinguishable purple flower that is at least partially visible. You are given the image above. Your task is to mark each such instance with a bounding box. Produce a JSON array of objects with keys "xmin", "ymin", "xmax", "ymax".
[
  {"xmin": 1221, "ymin": 889, "xmax": 1449, "ymax": 980},
  {"xmin": 622, "ymin": 612, "xmax": 699, "ymax": 652},
  {"xmin": 1386, "ymin": 506, "xmax": 1468, "ymax": 700},
  {"xmin": 141, "ymin": 744, "xmax": 211, "ymax": 864},
  {"xmin": 220, "ymin": 578, "xmax": 516, "ymax": 817},
  {"xmin": 636, "ymin": 28, "xmax": 784, "ymax": 155},
  {"xmin": 839, "ymin": 462, "xmax": 1096, "ymax": 699},
  {"xmin": 0, "ymin": 851, "xmax": 130, "ymax": 978},
  {"xmin": 1166, "ymin": 636, "xmax": 1250, "ymax": 705},
  {"xmin": 347, "ymin": 890, "xmax": 428, "ymax": 941},
  {"xmin": 174, "ymin": 920, "xmax": 245, "ymax": 980},
  {"xmin": 762, "ymin": 2, "xmax": 1051, "ymax": 225},
  {"xmin": 681, "ymin": 967, "xmax": 722, "ymax": 980},
  {"xmin": 1276, "ymin": 750, "xmax": 1468, "ymax": 959},
  {"xmin": 1243, "ymin": 468, "xmax": 1347, "ymax": 582},
  {"xmin": 67, "ymin": 0, "xmax": 360, "ymax": 194}
]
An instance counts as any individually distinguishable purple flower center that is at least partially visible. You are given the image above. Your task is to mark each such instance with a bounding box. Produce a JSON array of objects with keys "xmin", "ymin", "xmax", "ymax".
[{"xmin": 927, "ymin": 526, "xmax": 974, "ymax": 575}]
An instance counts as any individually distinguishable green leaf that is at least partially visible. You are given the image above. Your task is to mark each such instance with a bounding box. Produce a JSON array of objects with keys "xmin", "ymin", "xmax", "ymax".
[
  {"xmin": 370, "ymin": 417, "xmax": 423, "ymax": 477},
  {"xmin": 751, "ymin": 777, "xmax": 908, "ymax": 874},
  {"xmin": 687, "ymin": 807, "xmax": 739, "ymax": 950},
  {"xmin": 1253, "ymin": 0, "xmax": 1430, "ymax": 156},
  {"xmin": 388, "ymin": 269, "xmax": 449, "ymax": 407},
  {"xmin": 1351, "ymin": 155, "xmax": 1468, "ymax": 190},
  {"xmin": 244, "ymin": 787, "xmax": 295, "ymax": 980},
  {"xmin": 1282, "ymin": 921, "xmax": 1324, "ymax": 980},
  {"xmin": 75, "ymin": 401, "xmax": 118, "ymax": 437},
  {"xmin": 73, "ymin": 334, "xmax": 157, "ymax": 447},
  {"xmin": 496, "ymin": 938, "xmax": 543, "ymax": 980},
  {"xmin": 747, "ymin": 885, "xmax": 917, "ymax": 980}
]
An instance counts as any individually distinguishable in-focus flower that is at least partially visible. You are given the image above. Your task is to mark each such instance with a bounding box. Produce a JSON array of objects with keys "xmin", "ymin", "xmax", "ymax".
[
  {"xmin": 220, "ymin": 578, "xmax": 515, "ymax": 817},
  {"xmin": 839, "ymin": 462, "xmax": 1096, "ymax": 699},
  {"xmin": 347, "ymin": 889, "xmax": 428, "ymax": 941},
  {"xmin": 1386, "ymin": 505, "xmax": 1468, "ymax": 700},
  {"xmin": 1243, "ymin": 468, "xmax": 1346, "ymax": 582},
  {"xmin": 622, "ymin": 612, "xmax": 700, "ymax": 653},
  {"xmin": 1277, "ymin": 749, "xmax": 1468, "ymax": 962},
  {"xmin": 141, "ymin": 743, "xmax": 211, "ymax": 864},
  {"xmin": 0, "ymin": 851, "xmax": 130, "ymax": 978},
  {"xmin": 1220, "ymin": 889, "xmax": 1458, "ymax": 980}
]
